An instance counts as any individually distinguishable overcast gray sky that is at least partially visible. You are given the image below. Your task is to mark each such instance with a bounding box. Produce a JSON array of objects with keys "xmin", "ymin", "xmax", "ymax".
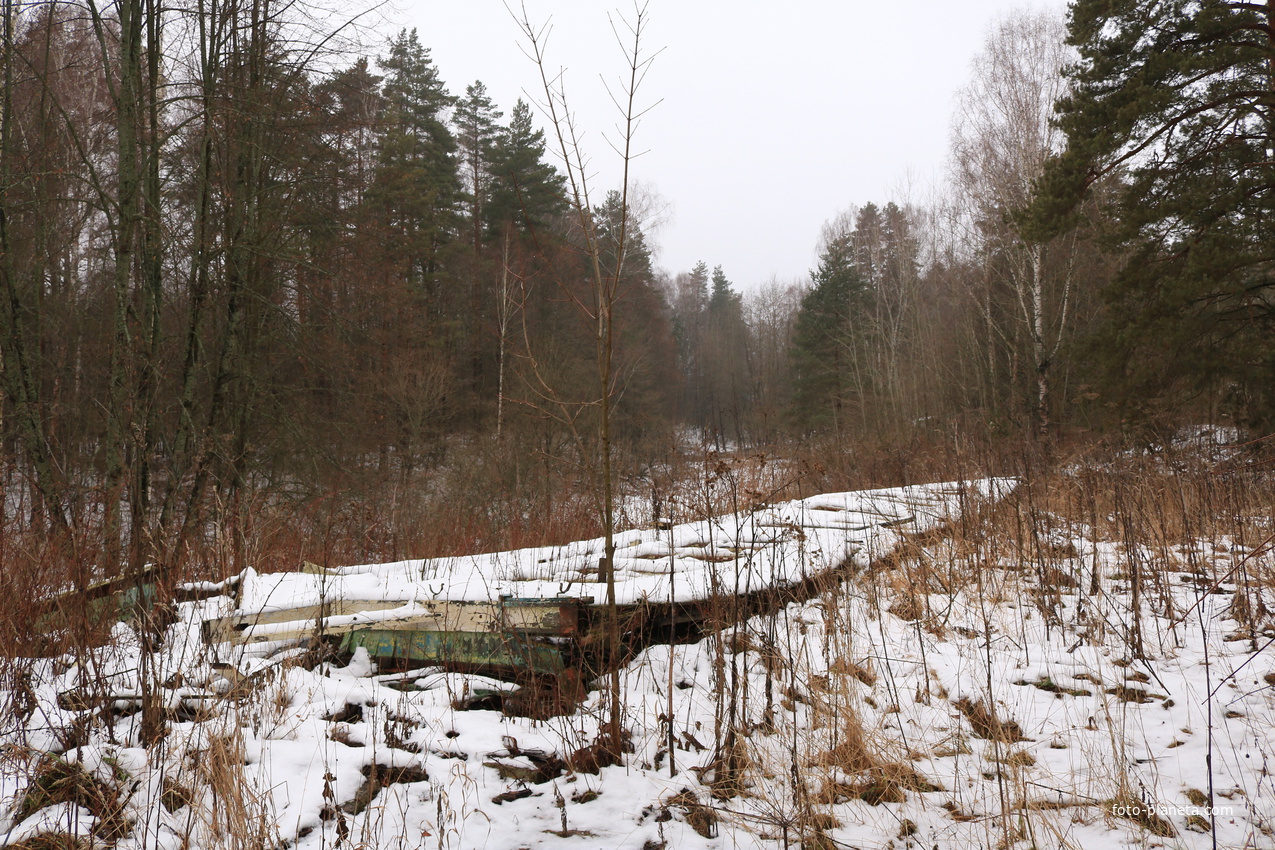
[{"xmin": 401, "ymin": 1, "xmax": 1070, "ymax": 288}]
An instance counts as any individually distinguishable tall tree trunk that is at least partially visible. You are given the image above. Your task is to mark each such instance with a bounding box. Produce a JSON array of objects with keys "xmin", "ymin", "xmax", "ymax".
[
  {"xmin": 0, "ymin": 0, "xmax": 69, "ymax": 534},
  {"xmin": 157, "ymin": 0, "xmax": 218, "ymax": 562},
  {"xmin": 1030, "ymin": 244, "xmax": 1050, "ymax": 438},
  {"xmin": 130, "ymin": 0, "xmax": 164, "ymax": 575},
  {"xmin": 496, "ymin": 227, "xmax": 514, "ymax": 440},
  {"xmin": 1267, "ymin": 1, "xmax": 1274, "ymax": 162},
  {"xmin": 102, "ymin": 0, "xmax": 144, "ymax": 570}
]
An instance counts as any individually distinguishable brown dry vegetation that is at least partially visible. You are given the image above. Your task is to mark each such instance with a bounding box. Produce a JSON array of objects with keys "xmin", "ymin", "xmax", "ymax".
[{"xmin": 1, "ymin": 430, "xmax": 1273, "ymax": 849}]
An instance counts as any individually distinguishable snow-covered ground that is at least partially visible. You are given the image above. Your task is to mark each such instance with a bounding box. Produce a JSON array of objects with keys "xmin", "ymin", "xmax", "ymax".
[
  {"xmin": 3, "ymin": 476, "xmax": 1274, "ymax": 849},
  {"xmin": 222, "ymin": 479, "xmax": 1007, "ymax": 618}
]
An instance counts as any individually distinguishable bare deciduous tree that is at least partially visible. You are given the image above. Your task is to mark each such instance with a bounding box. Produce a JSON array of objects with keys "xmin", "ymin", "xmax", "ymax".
[
  {"xmin": 950, "ymin": 8, "xmax": 1074, "ymax": 437},
  {"xmin": 512, "ymin": 1, "xmax": 658, "ymax": 749}
]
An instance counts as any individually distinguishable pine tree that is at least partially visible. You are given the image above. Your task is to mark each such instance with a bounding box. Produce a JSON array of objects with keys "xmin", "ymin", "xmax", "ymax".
[
  {"xmin": 371, "ymin": 29, "xmax": 459, "ymax": 289},
  {"xmin": 485, "ymin": 99, "xmax": 564, "ymax": 434},
  {"xmin": 1033, "ymin": 0, "xmax": 1275, "ymax": 426},
  {"xmin": 454, "ymin": 80, "xmax": 502, "ymax": 254},
  {"xmin": 452, "ymin": 81, "xmax": 503, "ymax": 408},
  {"xmin": 317, "ymin": 59, "xmax": 383, "ymax": 208},
  {"xmin": 592, "ymin": 189, "xmax": 653, "ymax": 284}
]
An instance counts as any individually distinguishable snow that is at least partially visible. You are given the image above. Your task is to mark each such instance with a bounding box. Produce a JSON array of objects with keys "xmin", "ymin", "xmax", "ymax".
[
  {"xmin": 4, "ymin": 476, "xmax": 1274, "ymax": 850},
  {"xmin": 226, "ymin": 480, "xmax": 1010, "ymax": 621}
]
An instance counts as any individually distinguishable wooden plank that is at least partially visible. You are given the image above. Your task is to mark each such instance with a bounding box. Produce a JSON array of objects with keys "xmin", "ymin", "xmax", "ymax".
[
  {"xmin": 201, "ymin": 599, "xmax": 408, "ymax": 645},
  {"xmin": 202, "ymin": 597, "xmax": 591, "ymax": 646},
  {"xmin": 216, "ymin": 611, "xmax": 444, "ymax": 646}
]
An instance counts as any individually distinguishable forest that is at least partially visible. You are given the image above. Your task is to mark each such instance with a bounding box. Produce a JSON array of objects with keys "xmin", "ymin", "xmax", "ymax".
[
  {"xmin": 2, "ymin": 3, "xmax": 1275, "ymax": 849},
  {"xmin": 0, "ymin": 0, "xmax": 1273, "ymax": 601}
]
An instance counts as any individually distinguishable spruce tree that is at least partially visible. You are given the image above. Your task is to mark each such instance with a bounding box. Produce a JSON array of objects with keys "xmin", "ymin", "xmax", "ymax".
[
  {"xmin": 705, "ymin": 266, "xmax": 749, "ymax": 445},
  {"xmin": 487, "ymin": 99, "xmax": 565, "ymax": 235},
  {"xmin": 790, "ymin": 228, "xmax": 870, "ymax": 431},
  {"xmin": 671, "ymin": 261, "xmax": 710, "ymax": 423},
  {"xmin": 709, "ymin": 265, "xmax": 742, "ymax": 316}
]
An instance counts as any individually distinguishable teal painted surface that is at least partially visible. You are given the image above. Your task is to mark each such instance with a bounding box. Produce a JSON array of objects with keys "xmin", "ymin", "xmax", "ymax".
[
  {"xmin": 341, "ymin": 628, "xmax": 565, "ymax": 674},
  {"xmin": 36, "ymin": 581, "xmax": 158, "ymax": 636},
  {"xmin": 118, "ymin": 583, "xmax": 158, "ymax": 618}
]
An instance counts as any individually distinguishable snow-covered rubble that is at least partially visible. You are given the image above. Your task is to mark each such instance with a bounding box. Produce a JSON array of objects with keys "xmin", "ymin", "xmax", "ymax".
[{"xmin": 225, "ymin": 480, "xmax": 1010, "ymax": 618}]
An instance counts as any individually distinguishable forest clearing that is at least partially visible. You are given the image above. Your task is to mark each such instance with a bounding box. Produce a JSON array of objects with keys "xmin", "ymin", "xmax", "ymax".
[{"xmin": 3, "ymin": 0, "xmax": 1275, "ymax": 847}]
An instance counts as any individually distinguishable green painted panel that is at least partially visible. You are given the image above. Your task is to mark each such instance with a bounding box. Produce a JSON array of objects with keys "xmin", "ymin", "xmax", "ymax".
[
  {"xmin": 35, "ymin": 582, "xmax": 158, "ymax": 636},
  {"xmin": 341, "ymin": 628, "xmax": 565, "ymax": 674}
]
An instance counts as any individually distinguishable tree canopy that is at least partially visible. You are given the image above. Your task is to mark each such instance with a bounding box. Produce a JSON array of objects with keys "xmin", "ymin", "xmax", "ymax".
[{"xmin": 1034, "ymin": 0, "xmax": 1275, "ymax": 425}]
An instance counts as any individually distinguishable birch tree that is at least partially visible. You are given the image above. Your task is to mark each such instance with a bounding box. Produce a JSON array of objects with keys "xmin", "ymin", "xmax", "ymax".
[{"xmin": 951, "ymin": 8, "xmax": 1075, "ymax": 436}]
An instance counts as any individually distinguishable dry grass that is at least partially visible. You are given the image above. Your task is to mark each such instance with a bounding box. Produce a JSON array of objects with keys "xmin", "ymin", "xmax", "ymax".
[
  {"xmin": 2, "ymin": 429, "xmax": 1271, "ymax": 848},
  {"xmin": 187, "ymin": 728, "xmax": 279, "ymax": 850},
  {"xmin": 12, "ymin": 755, "xmax": 129, "ymax": 842},
  {"xmin": 6, "ymin": 835, "xmax": 91, "ymax": 850},
  {"xmin": 706, "ymin": 431, "xmax": 1274, "ymax": 848}
]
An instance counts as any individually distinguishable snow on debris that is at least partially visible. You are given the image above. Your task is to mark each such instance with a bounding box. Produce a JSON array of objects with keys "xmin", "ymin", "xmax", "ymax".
[
  {"xmin": 6, "ymin": 475, "xmax": 1273, "ymax": 850},
  {"xmin": 228, "ymin": 479, "xmax": 1012, "ymax": 620}
]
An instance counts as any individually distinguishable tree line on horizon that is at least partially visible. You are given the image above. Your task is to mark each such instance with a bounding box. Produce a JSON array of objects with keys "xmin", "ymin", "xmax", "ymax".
[
  {"xmin": 760, "ymin": 1, "xmax": 1274, "ymax": 445},
  {"xmin": 0, "ymin": 0, "xmax": 1271, "ymax": 573}
]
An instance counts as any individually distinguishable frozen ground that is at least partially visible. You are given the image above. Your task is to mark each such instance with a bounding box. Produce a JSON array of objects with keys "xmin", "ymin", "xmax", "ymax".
[{"xmin": 2, "ymin": 477, "xmax": 1274, "ymax": 849}]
